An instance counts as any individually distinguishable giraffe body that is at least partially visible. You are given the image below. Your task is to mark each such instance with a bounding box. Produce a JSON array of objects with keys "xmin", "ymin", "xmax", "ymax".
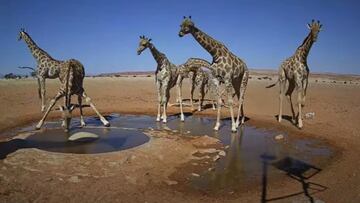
[
  {"xmin": 267, "ymin": 20, "xmax": 322, "ymax": 129},
  {"xmin": 179, "ymin": 17, "xmax": 249, "ymax": 132},
  {"xmin": 195, "ymin": 68, "xmax": 218, "ymax": 110},
  {"xmin": 177, "ymin": 58, "xmax": 212, "ymax": 111},
  {"xmin": 35, "ymin": 59, "xmax": 110, "ymax": 132}
]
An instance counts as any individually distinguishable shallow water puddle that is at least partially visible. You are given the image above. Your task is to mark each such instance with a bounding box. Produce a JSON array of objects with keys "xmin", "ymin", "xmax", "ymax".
[{"xmin": 6, "ymin": 114, "xmax": 333, "ymax": 194}]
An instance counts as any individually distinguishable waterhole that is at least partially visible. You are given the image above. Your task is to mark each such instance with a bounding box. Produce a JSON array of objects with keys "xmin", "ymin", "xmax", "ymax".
[{"xmin": 2, "ymin": 114, "xmax": 334, "ymax": 196}]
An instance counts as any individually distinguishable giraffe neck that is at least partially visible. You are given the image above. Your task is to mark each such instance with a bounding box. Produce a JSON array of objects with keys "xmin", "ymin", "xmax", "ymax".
[
  {"xmin": 22, "ymin": 32, "xmax": 55, "ymax": 64},
  {"xmin": 191, "ymin": 26, "xmax": 226, "ymax": 59},
  {"xmin": 294, "ymin": 32, "xmax": 314, "ymax": 63},
  {"xmin": 149, "ymin": 43, "xmax": 167, "ymax": 65}
]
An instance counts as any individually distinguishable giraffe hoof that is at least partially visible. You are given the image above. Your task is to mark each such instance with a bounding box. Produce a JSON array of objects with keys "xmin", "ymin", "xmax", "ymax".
[
  {"xmin": 180, "ymin": 115, "xmax": 185, "ymax": 121},
  {"xmin": 162, "ymin": 120, "xmax": 167, "ymax": 124},
  {"xmin": 35, "ymin": 125, "xmax": 41, "ymax": 130},
  {"xmin": 214, "ymin": 123, "xmax": 220, "ymax": 131},
  {"xmin": 104, "ymin": 121, "xmax": 110, "ymax": 127}
]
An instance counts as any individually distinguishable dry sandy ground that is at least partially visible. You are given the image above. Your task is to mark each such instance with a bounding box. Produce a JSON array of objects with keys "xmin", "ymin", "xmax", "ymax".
[{"xmin": 0, "ymin": 73, "xmax": 360, "ymax": 202}]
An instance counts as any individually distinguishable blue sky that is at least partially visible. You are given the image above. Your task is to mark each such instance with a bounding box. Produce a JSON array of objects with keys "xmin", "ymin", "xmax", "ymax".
[{"xmin": 1, "ymin": 0, "xmax": 360, "ymax": 75}]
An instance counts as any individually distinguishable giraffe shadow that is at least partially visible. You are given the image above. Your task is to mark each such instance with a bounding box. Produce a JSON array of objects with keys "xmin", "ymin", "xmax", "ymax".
[
  {"xmin": 171, "ymin": 112, "xmax": 194, "ymax": 119},
  {"xmin": 275, "ymin": 115, "xmax": 297, "ymax": 126},
  {"xmin": 261, "ymin": 155, "xmax": 327, "ymax": 203},
  {"xmin": 221, "ymin": 116, "xmax": 250, "ymax": 123},
  {"xmin": 201, "ymin": 103, "xmax": 215, "ymax": 110}
]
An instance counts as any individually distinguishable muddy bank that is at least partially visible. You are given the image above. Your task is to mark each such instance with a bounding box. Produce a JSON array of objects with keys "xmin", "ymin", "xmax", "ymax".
[{"xmin": 0, "ymin": 76, "xmax": 360, "ymax": 202}]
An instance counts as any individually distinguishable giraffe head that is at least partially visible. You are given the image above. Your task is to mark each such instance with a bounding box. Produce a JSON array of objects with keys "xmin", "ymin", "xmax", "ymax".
[
  {"xmin": 137, "ymin": 35, "xmax": 152, "ymax": 55},
  {"xmin": 17, "ymin": 28, "xmax": 26, "ymax": 41},
  {"xmin": 179, "ymin": 16, "xmax": 194, "ymax": 37},
  {"xmin": 307, "ymin": 19, "xmax": 322, "ymax": 41},
  {"xmin": 58, "ymin": 104, "xmax": 76, "ymax": 132}
]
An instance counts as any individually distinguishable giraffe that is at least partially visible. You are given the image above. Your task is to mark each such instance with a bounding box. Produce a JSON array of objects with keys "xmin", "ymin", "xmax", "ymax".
[
  {"xmin": 194, "ymin": 67, "xmax": 219, "ymax": 111},
  {"xmin": 179, "ymin": 16, "xmax": 249, "ymax": 132},
  {"xmin": 266, "ymin": 20, "xmax": 322, "ymax": 129},
  {"xmin": 137, "ymin": 36, "xmax": 179, "ymax": 123},
  {"xmin": 35, "ymin": 59, "xmax": 110, "ymax": 132},
  {"xmin": 177, "ymin": 58, "xmax": 212, "ymax": 112},
  {"xmin": 18, "ymin": 29, "xmax": 62, "ymax": 112}
]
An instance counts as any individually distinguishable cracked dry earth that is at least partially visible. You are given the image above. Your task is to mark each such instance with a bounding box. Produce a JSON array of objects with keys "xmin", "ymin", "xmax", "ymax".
[{"xmin": 0, "ymin": 130, "xmax": 223, "ymax": 202}]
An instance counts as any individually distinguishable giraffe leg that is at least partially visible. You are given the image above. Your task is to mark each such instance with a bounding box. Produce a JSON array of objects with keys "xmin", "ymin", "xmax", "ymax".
[
  {"xmin": 278, "ymin": 79, "xmax": 286, "ymax": 123},
  {"xmin": 36, "ymin": 77, "xmax": 42, "ymax": 99},
  {"xmin": 82, "ymin": 92, "xmax": 110, "ymax": 127},
  {"xmin": 177, "ymin": 81, "xmax": 185, "ymax": 121},
  {"xmin": 39, "ymin": 78, "xmax": 46, "ymax": 112},
  {"xmin": 61, "ymin": 93, "xmax": 72, "ymax": 128},
  {"xmin": 198, "ymin": 83, "xmax": 205, "ymax": 111},
  {"xmin": 36, "ymin": 92, "xmax": 64, "ymax": 130},
  {"xmin": 236, "ymin": 71, "xmax": 249, "ymax": 127},
  {"xmin": 161, "ymin": 83, "xmax": 169, "ymax": 123},
  {"xmin": 297, "ymin": 89, "xmax": 303, "ymax": 129},
  {"xmin": 285, "ymin": 80, "xmax": 296, "ymax": 124},
  {"xmin": 190, "ymin": 80, "xmax": 195, "ymax": 110},
  {"xmin": 156, "ymin": 82, "xmax": 161, "ymax": 122},
  {"xmin": 78, "ymin": 95, "xmax": 86, "ymax": 127},
  {"xmin": 213, "ymin": 81, "xmax": 222, "ymax": 131},
  {"xmin": 225, "ymin": 83, "xmax": 237, "ymax": 132},
  {"xmin": 214, "ymin": 96, "xmax": 222, "ymax": 131},
  {"xmin": 295, "ymin": 75, "xmax": 304, "ymax": 129}
]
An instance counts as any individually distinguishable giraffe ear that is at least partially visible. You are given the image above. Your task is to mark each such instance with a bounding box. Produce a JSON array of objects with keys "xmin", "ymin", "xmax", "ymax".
[
  {"xmin": 189, "ymin": 15, "xmax": 192, "ymax": 19},
  {"xmin": 149, "ymin": 38, "xmax": 152, "ymax": 42},
  {"xmin": 307, "ymin": 23, "xmax": 311, "ymax": 29},
  {"xmin": 183, "ymin": 16, "xmax": 186, "ymax": 19}
]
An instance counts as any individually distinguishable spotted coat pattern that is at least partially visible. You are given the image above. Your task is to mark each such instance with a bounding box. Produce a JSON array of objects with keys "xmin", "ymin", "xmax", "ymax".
[{"xmin": 179, "ymin": 17, "xmax": 249, "ymax": 132}]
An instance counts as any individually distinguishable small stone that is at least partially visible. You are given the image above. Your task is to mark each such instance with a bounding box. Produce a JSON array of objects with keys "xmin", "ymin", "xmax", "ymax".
[
  {"xmin": 213, "ymin": 155, "xmax": 220, "ymax": 161},
  {"xmin": 148, "ymin": 127, "xmax": 154, "ymax": 130},
  {"xmin": 208, "ymin": 167, "xmax": 214, "ymax": 171},
  {"xmin": 305, "ymin": 112, "xmax": 315, "ymax": 119},
  {"xmin": 45, "ymin": 177, "xmax": 53, "ymax": 182},
  {"xmin": 186, "ymin": 131, "xmax": 191, "ymax": 134},
  {"xmin": 275, "ymin": 134, "xmax": 284, "ymax": 140},
  {"xmin": 68, "ymin": 176, "xmax": 80, "ymax": 183},
  {"xmin": 198, "ymin": 148, "xmax": 218, "ymax": 154},
  {"xmin": 218, "ymin": 150, "xmax": 226, "ymax": 156},
  {"xmin": 164, "ymin": 180, "xmax": 178, "ymax": 185},
  {"xmin": 191, "ymin": 173, "xmax": 200, "ymax": 177},
  {"xmin": 224, "ymin": 145, "xmax": 230, "ymax": 149},
  {"xmin": 192, "ymin": 163, "xmax": 198, "ymax": 166}
]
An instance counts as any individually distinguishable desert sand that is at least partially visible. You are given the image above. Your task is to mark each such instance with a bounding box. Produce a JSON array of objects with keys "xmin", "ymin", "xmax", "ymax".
[{"xmin": 0, "ymin": 71, "xmax": 359, "ymax": 202}]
